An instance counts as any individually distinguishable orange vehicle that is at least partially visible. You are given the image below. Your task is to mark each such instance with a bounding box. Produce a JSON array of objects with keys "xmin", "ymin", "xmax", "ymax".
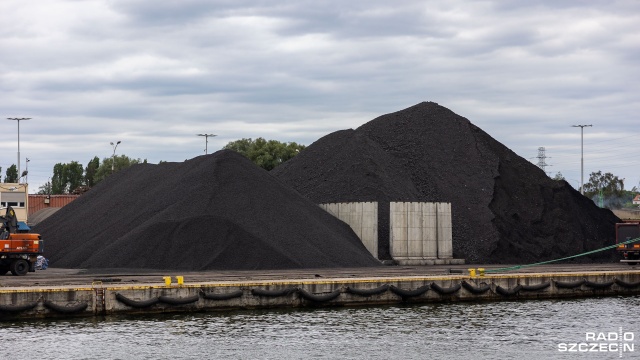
[
  {"xmin": 0, "ymin": 207, "xmax": 43, "ymax": 276},
  {"xmin": 616, "ymin": 221, "xmax": 640, "ymax": 265}
]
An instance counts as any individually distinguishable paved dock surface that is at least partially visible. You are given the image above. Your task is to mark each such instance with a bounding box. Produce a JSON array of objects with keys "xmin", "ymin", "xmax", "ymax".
[{"xmin": 2, "ymin": 263, "xmax": 637, "ymax": 288}]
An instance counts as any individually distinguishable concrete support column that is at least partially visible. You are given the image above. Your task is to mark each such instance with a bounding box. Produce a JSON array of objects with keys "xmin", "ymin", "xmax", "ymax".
[
  {"xmin": 422, "ymin": 202, "xmax": 438, "ymax": 259},
  {"xmin": 361, "ymin": 202, "xmax": 378, "ymax": 258},
  {"xmin": 407, "ymin": 202, "xmax": 423, "ymax": 260},
  {"xmin": 390, "ymin": 202, "xmax": 408, "ymax": 259},
  {"xmin": 437, "ymin": 202, "xmax": 453, "ymax": 259}
]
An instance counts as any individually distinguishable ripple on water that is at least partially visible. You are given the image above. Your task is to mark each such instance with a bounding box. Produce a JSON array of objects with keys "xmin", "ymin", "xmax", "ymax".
[{"xmin": 1, "ymin": 296, "xmax": 639, "ymax": 360}]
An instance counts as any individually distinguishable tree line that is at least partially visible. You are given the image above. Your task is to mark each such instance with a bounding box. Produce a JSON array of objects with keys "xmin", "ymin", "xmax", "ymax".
[
  {"xmin": 34, "ymin": 138, "xmax": 305, "ymax": 195},
  {"xmin": 34, "ymin": 137, "xmax": 634, "ymax": 209},
  {"xmin": 553, "ymin": 170, "xmax": 638, "ymax": 209},
  {"xmin": 37, "ymin": 155, "xmax": 146, "ymax": 195}
]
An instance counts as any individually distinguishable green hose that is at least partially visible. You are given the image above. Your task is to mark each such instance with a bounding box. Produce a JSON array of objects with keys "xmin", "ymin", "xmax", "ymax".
[{"xmin": 485, "ymin": 236, "xmax": 640, "ymax": 273}]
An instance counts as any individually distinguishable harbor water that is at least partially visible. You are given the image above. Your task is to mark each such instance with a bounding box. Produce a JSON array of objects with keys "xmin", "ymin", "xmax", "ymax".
[{"xmin": 1, "ymin": 296, "xmax": 639, "ymax": 359}]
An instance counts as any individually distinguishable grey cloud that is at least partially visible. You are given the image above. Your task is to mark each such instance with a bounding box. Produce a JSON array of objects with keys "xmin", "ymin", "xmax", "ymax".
[{"xmin": 2, "ymin": 0, "xmax": 639, "ymax": 191}]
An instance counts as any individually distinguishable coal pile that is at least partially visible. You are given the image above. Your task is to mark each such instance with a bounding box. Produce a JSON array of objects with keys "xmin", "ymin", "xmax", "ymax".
[
  {"xmin": 34, "ymin": 150, "xmax": 381, "ymax": 270},
  {"xmin": 272, "ymin": 102, "xmax": 620, "ymax": 263}
]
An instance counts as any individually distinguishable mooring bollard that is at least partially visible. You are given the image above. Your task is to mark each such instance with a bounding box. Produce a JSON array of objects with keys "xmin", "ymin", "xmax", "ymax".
[
  {"xmin": 477, "ymin": 268, "xmax": 485, "ymax": 277},
  {"xmin": 163, "ymin": 276, "xmax": 172, "ymax": 286},
  {"xmin": 468, "ymin": 268, "xmax": 476, "ymax": 277},
  {"xmin": 176, "ymin": 276, "xmax": 184, "ymax": 285}
]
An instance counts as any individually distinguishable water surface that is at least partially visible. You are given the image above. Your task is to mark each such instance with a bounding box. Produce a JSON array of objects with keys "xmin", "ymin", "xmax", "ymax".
[{"xmin": 1, "ymin": 297, "xmax": 638, "ymax": 359}]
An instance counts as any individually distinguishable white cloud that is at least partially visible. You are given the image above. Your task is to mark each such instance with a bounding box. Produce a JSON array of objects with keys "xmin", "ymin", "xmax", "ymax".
[{"xmin": 1, "ymin": 0, "xmax": 639, "ymax": 191}]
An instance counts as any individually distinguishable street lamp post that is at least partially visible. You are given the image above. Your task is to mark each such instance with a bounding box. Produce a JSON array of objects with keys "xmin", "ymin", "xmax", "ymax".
[
  {"xmin": 25, "ymin": 158, "xmax": 30, "ymax": 184},
  {"xmin": 572, "ymin": 124, "xmax": 592, "ymax": 195},
  {"xmin": 7, "ymin": 117, "xmax": 31, "ymax": 183},
  {"xmin": 197, "ymin": 134, "xmax": 216, "ymax": 154},
  {"xmin": 110, "ymin": 141, "xmax": 121, "ymax": 174}
]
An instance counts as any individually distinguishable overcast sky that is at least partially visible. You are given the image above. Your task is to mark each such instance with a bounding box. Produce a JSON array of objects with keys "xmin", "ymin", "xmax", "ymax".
[{"xmin": 1, "ymin": 0, "xmax": 639, "ymax": 194}]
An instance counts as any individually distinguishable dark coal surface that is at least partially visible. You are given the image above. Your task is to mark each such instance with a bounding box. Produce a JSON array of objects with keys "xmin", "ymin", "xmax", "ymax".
[
  {"xmin": 272, "ymin": 102, "xmax": 620, "ymax": 264},
  {"xmin": 33, "ymin": 150, "xmax": 381, "ymax": 270}
]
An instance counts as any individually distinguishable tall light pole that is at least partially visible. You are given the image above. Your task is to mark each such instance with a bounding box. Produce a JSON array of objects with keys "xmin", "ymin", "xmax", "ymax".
[
  {"xmin": 572, "ymin": 124, "xmax": 592, "ymax": 195},
  {"xmin": 197, "ymin": 134, "xmax": 216, "ymax": 154},
  {"xmin": 7, "ymin": 117, "xmax": 31, "ymax": 183},
  {"xmin": 110, "ymin": 141, "xmax": 121, "ymax": 174},
  {"xmin": 25, "ymin": 158, "xmax": 30, "ymax": 185}
]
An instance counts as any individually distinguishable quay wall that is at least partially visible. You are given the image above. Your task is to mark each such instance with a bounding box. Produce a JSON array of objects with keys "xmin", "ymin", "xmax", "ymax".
[{"xmin": 2, "ymin": 271, "xmax": 640, "ymax": 320}]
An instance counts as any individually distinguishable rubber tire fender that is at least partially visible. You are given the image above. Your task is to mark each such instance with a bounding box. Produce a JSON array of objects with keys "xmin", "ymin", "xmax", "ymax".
[
  {"xmin": 0, "ymin": 301, "xmax": 39, "ymax": 313},
  {"xmin": 584, "ymin": 280, "xmax": 614, "ymax": 289},
  {"xmin": 614, "ymin": 278, "xmax": 640, "ymax": 288},
  {"xmin": 115, "ymin": 293, "xmax": 160, "ymax": 308},
  {"xmin": 158, "ymin": 294, "xmax": 200, "ymax": 305},
  {"xmin": 201, "ymin": 289, "xmax": 244, "ymax": 300},
  {"xmin": 345, "ymin": 285, "xmax": 389, "ymax": 296},
  {"xmin": 430, "ymin": 283, "xmax": 462, "ymax": 295},
  {"xmin": 389, "ymin": 284, "xmax": 430, "ymax": 298},
  {"xmin": 297, "ymin": 288, "xmax": 341, "ymax": 302},
  {"xmin": 520, "ymin": 282, "xmax": 551, "ymax": 291},
  {"xmin": 495, "ymin": 285, "xmax": 522, "ymax": 296},
  {"xmin": 251, "ymin": 287, "xmax": 297, "ymax": 297},
  {"xmin": 554, "ymin": 279, "xmax": 585, "ymax": 289},
  {"xmin": 461, "ymin": 281, "xmax": 491, "ymax": 294},
  {"xmin": 43, "ymin": 301, "xmax": 88, "ymax": 314}
]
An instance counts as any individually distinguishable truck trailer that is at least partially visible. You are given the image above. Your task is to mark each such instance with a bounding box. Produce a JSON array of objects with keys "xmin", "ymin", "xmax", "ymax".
[{"xmin": 616, "ymin": 221, "xmax": 640, "ymax": 265}]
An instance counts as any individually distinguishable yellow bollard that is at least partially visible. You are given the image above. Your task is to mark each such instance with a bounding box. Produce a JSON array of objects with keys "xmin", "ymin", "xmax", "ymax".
[
  {"xmin": 478, "ymin": 268, "xmax": 485, "ymax": 277},
  {"xmin": 163, "ymin": 276, "xmax": 172, "ymax": 286},
  {"xmin": 176, "ymin": 276, "xmax": 184, "ymax": 285},
  {"xmin": 468, "ymin": 268, "xmax": 476, "ymax": 277}
]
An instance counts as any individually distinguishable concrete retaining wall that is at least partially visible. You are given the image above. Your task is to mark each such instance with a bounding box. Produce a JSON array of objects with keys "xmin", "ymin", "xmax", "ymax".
[
  {"xmin": 320, "ymin": 202, "xmax": 378, "ymax": 258},
  {"xmin": 2, "ymin": 271, "xmax": 640, "ymax": 320},
  {"xmin": 390, "ymin": 202, "xmax": 454, "ymax": 264},
  {"xmin": 320, "ymin": 201, "xmax": 456, "ymax": 264}
]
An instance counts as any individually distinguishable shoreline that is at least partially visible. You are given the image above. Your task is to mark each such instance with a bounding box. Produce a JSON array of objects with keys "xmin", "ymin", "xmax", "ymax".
[{"xmin": 1, "ymin": 263, "xmax": 639, "ymax": 320}]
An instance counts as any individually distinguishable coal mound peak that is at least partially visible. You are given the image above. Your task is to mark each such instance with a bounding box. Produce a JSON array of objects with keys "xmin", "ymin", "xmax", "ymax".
[
  {"xmin": 272, "ymin": 101, "xmax": 619, "ymax": 263},
  {"xmin": 34, "ymin": 150, "xmax": 381, "ymax": 270}
]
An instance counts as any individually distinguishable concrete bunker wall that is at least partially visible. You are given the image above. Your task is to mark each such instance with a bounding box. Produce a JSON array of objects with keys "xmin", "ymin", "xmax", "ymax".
[
  {"xmin": 320, "ymin": 202, "xmax": 457, "ymax": 264},
  {"xmin": 389, "ymin": 202, "xmax": 453, "ymax": 264},
  {"xmin": 319, "ymin": 202, "xmax": 378, "ymax": 258}
]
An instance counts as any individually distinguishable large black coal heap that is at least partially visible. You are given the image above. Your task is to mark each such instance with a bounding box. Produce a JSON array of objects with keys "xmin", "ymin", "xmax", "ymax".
[
  {"xmin": 34, "ymin": 150, "xmax": 381, "ymax": 270},
  {"xmin": 272, "ymin": 101, "xmax": 619, "ymax": 263}
]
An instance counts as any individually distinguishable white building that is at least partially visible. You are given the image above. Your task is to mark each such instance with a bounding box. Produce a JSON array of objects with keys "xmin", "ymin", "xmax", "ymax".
[{"xmin": 0, "ymin": 183, "xmax": 28, "ymax": 222}]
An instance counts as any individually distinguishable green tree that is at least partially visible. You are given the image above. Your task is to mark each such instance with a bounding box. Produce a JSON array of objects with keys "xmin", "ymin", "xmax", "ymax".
[
  {"xmin": 583, "ymin": 171, "xmax": 625, "ymax": 208},
  {"xmin": 552, "ymin": 171, "xmax": 565, "ymax": 181},
  {"xmin": 85, "ymin": 156, "xmax": 100, "ymax": 187},
  {"xmin": 50, "ymin": 161, "xmax": 85, "ymax": 194},
  {"xmin": 94, "ymin": 154, "xmax": 144, "ymax": 184},
  {"xmin": 51, "ymin": 163, "xmax": 66, "ymax": 194},
  {"xmin": 37, "ymin": 180, "xmax": 52, "ymax": 195},
  {"xmin": 4, "ymin": 164, "xmax": 18, "ymax": 183},
  {"xmin": 223, "ymin": 138, "xmax": 306, "ymax": 171},
  {"xmin": 66, "ymin": 161, "xmax": 84, "ymax": 192}
]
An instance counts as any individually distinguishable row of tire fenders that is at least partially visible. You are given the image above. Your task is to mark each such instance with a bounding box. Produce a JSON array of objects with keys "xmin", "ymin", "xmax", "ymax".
[{"xmin": 2, "ymin": 277, "xmax": 639, "ymax": 315}]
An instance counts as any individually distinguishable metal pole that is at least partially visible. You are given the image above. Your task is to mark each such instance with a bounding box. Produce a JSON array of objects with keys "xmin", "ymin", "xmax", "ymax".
[
  {"xmin": 572, "ymin": 125, "xmax": 592, "ymax": 195},
  {"xmin": 110, "ymin": 141, "xmax": 121, "ymax": 174},
  {"xmin": 197, "ymin": 134, "xmax": 216, "ymax": 154},
  {"xmin": 7, "ymin": 117, "xmax": 31, "ymax": 183}
]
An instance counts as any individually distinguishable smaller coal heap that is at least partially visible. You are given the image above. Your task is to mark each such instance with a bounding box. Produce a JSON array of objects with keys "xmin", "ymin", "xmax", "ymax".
[
  {"xmin": 34, "ymin": 150, "xmax": 380, "ymax": 270},
  {"xmin": 272, "ymin": 102, "xmax": 620, "ymax": 263}
]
